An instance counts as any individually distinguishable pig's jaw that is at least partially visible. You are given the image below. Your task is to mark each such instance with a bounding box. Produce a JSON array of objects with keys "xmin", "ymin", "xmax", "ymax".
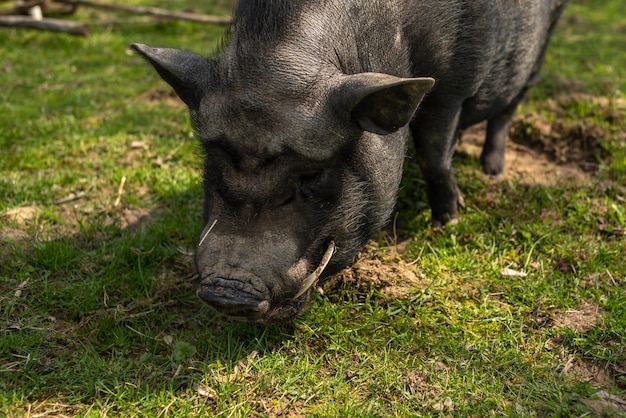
[{"xmin": 196, "ymin": 241, "xmax": 336, "ymax": 324}]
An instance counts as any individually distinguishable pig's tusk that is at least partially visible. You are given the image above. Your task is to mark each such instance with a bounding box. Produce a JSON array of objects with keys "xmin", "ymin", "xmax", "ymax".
[
  {"xmin": 198, "ymin": 219, "xmax": 218, "ymax": 247},
  {"xmin": 293, "ymin": 241, "xmax": 336, "ymax": 299}
]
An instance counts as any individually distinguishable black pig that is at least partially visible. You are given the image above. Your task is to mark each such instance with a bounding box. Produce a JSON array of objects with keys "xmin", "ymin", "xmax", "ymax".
[{"xmin": 132, "ymin": 0, "xmax": 567, "ymax": 323}]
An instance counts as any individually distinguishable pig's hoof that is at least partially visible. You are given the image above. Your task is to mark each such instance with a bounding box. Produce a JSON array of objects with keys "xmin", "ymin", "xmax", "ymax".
[
  {"xmin": 431, "ymin": 214, "xmax": 459, "ymax": 230},
  {"xmin": 480, "ymin": 154, "xmax": 504, "ymax": 176},
  {"xmin": 457, "ymin": 193, "xmax": 466, "ymax": 210}
]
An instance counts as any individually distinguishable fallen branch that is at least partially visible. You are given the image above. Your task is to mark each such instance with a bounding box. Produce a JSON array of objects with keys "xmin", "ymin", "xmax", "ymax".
[
  {"xmin": 0, "ymin": 15, "xmax": 89, "ymax": 35},
  {"xmin": 54, "ymin": 0, "xmax": 231, "ymax": 25}
]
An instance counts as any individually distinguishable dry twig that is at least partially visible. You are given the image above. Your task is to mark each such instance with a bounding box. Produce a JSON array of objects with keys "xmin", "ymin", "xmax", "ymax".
[{"xmin": 0, "ymin": 15, "xmax": 88, "ymax": 35}]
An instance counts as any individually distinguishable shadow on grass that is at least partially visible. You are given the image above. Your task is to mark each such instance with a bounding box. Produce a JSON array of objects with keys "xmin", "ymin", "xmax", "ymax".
[{"xmin": 0, "ymin": 183, "xmax": 299, "ymax": 402}]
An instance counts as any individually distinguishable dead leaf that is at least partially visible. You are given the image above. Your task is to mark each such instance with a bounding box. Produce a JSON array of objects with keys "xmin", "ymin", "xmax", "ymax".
[
  {"xmin": 500, "ymin": 268, "xmax": 528, "ymax": 277},
  {"xmin": 196, "ymin": 384, "xmax": 217, "ymax": 399},
  {"xmin": 130, "ymin": 140, "xmax": 150, "ymax": 149},
  {"xmin": 432, "ymin": 396, "xmax": 454, "ymax": 411}
]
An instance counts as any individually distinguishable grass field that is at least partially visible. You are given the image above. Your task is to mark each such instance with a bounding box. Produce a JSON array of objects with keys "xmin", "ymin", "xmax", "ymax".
[{"xmin": 1, "ymin": 0, "xmax": 625, "ymax": 416}]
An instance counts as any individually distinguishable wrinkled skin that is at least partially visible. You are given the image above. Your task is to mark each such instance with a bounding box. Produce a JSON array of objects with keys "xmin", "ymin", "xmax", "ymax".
[{"xmin": 132, "ymin": 0, "xmax": 567, "ymax": 323}]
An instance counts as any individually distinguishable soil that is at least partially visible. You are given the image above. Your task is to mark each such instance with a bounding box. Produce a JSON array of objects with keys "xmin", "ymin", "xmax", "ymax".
[
  {"xmin": 459, "ymin": 120, "xmax": 593, "ymax": 187},
  {"xmin": 324, "ymin": 244, "xmax": 427, "ymax": 301},
  {"xmin": 552, "ymin": 300, "xmax": 604, "ymax": 334}
]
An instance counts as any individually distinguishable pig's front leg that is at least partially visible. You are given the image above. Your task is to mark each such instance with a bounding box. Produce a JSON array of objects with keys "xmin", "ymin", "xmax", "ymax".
[{"xmin": 411, "ymin": 105, "xmax": 464, "ymax": 228}]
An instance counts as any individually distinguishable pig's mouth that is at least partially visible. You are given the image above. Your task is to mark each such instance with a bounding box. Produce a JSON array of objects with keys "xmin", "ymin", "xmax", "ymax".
[{"xmin": 197, "ymin": 241, "xmax": 336, "ymax": 324}]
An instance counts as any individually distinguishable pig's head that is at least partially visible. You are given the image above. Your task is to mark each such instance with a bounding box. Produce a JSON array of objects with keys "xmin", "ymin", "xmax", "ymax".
[{"xmin": 131, "ymin": 43, "xmax": 433, "ymax": 323}]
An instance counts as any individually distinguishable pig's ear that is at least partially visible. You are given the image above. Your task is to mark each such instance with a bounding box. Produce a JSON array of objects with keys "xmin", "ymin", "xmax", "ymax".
[
  {"xmin": 336, "ymin": 73, "xmax": 435, "ymax": 135},
  {"xmin": 131, "ymin": 43, "xmax": 212, "ymax": 109}
]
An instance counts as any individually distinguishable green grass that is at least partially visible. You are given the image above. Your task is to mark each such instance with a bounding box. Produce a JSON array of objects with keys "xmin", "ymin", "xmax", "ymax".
[{"xmin": 1, "ymin": 0, "xmax": 625, "ymax": 416}]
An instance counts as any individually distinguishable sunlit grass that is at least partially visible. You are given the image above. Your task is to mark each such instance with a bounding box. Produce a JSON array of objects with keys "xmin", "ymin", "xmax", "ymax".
[{"xmin": 1, "ymin": 0, "xmax": 624, "ymax": 416}]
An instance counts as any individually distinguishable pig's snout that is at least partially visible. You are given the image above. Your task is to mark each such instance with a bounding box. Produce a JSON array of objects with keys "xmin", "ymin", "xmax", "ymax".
[
  {"xmin": 196, "ymin": 242, "xmax": 336, "ymax": 323},
  {"xmin": 197, "ymin": 277, "xmax": 271, "ymax": 319}
]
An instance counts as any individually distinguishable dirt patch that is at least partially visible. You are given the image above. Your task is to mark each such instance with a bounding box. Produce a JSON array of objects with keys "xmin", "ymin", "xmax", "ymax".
[
  {"xmin": 118, "ymin": 206, "xmax": 153, "ymax": 231},
  {"xmin": 569, "ymin": 360, "xmax": 626, "ymax": 415},
  {"xmin": 580, "ymin": 390, "xmax": 626, "ymax": 416},
  {"xmin": 551, "ymin": 301, "xmax": 604, "ymax": 333},
  {"xmin": 0, "ymin": 228, "xmax": 30, "ymax": 243},
  {"xmin": 458, "ymin": 121, "xmax": 593, "ymax": 188},
  {"xmin": 325, "ymin": 244, "xmax": 426, "ymax": 300},
  {"xmin": 510, "ymin": 112, "xmax": 605, "ymax": 168},
  {"xmin": 3, "ymin": 206, "xmax": 42, "ymax": 226},
  {"xmin": 562, "ymin": 356, "xmax": 614, "ymax": 389},
  {"xmin": 457, "ymin": 93, "xmax": 625, "ymax": 188}
]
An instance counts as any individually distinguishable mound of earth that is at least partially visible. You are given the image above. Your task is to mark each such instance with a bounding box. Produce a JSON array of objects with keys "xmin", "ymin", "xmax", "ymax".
[{"xmin": 325, "ymin": 245, "xmax": 427, "ymax": 300}]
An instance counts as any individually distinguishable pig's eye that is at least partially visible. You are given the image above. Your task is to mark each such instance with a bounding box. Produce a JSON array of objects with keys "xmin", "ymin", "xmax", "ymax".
[
  {"xmin": 298, "ymin": 171, "xmax": 327, "ymax": 200},
  {"xmin": 279, "ymin": 188, "xmax": 297, "ymax": 207}
]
